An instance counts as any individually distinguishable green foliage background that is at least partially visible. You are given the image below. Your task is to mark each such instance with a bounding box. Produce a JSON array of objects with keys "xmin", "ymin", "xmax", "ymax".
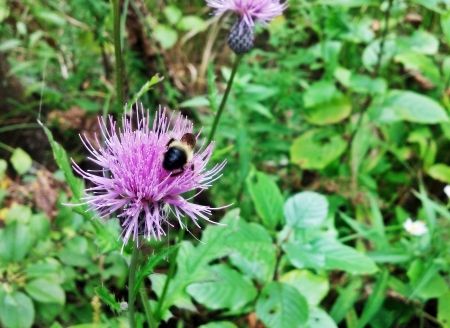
[{"xmin": 1, "ymin": 0, "xmax": 450, "ymax": 327}]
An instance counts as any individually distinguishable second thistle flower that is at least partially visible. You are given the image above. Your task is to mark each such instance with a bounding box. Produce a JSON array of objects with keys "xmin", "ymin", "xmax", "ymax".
[
  {"xmin": 72, "ymin": 104, "xmax": 226, "ymax": 248},
  {"xmin": 206, "ymin": 0, "xmax": 288, "ymax": 54}
]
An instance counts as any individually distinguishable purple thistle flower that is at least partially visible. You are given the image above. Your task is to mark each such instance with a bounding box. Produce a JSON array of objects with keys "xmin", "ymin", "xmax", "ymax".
[
  {"xmin": 72, "ymin": 104, "xmax": 226, "ymax": 248},
  {"xmin": 206, "ymin": 0, "xmax": 288, "ymax": 29}
]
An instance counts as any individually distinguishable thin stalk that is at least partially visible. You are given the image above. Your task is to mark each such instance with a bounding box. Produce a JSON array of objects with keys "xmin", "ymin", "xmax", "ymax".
[
  {"xmin": 140, "ymin": 288, "xmax": 157, "ymax": 328},
  {"xmin": 128, "ymin": 243, "xmax": 140, "ymax": 328},
  {"xmin": 154, "ymin": 228, "xmax": 185, "ymax": 322},
  {"xmin": 112, "ymin": 0, "xmax": 124, "ymax": 117},
  {"xmin": 207, "ymin": 55, "xmax": 242, "ymax": 145}
]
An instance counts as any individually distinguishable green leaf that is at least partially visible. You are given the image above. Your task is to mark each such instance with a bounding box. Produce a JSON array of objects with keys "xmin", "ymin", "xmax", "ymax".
[
  {"xmin": 24, "ymin": 278, "xmax": 65, "ymax": 304},
  {"xmin": 284, "ymin": 191, "xmax": 329, "ymax": 228},
  {"xmin": 427, "ymin": 163, "xmax": 450, "ymax": 184},
  {"xmin": 407, "ymin": 259, "xmax": 448, "ymax": 300},
  {"xmin": 356, "ymin": 270, "xmax": 389, "ymax": 328},
  {"xmin": 153, "ymin": 24, "xmax": 178, "ymax": 49},
  {"xmin": 0, "ymin": 39, "xmax": 21, "ymax": 52},
  {"xmin": 316, "ymin": 239, "xmax": 378, "ymax": 274},
  {"xmin": 283, "ymin": 241, "xmax": 326, "ymax": 270},
  {"xmin": 307, "ymin": 307, "xmax": 338, "ymax": 328},
  {"xmin": 179, "ymin": 96, "xmax": 210, "ymax": 108},
  {"xmin": 280, "ymin": 270, "xmax": 329, "ymax": 306},
  {"xmin": 290, "ymin": 129, "xmax": 347, "ymax": 169},
  {"xmin": 438, "ymin": 291, "xmax": 450, "ymax": 328},
  {"xmin": 0, "ymin": 159, "xmax": 7, "ymax": 179},
  {"xmin": 187, "ymin": 264, "xmax": 258, "ymax": 311},
  {"xmin": 246, "ymin": 170, "xmax": 284, "ymax": 229},
  {"xmin": 362, "ymin": 39, "xmax": 396, "ymax": 71},
  {"xmin": 226, "ymin": 220, "xmax": 276, "ymax": 283},
  {"xmin": 329, "ymin": 278, "xmax": 363, "ymax": 324},
  {"xmin": 177, "ymin": 15, "xmax": 206, "ymax": 31},
  {"xmin": 256, "ymin": 282, "xmax": 309, "ymax": 328},
  {"xmin": 0, "ymin": 221, "xmax": 33, "ymax": 263},
  {"xmin": 163, "ymin": 5, "xmax": 182, "ymax": 25},
  {"xmin": 10, "ymin": 148, "xmax": 32, "ymax": 175},
  {"xmin": 0, "ymin": 290, "xmax": 34, "ymax": 328},
  {"xmin": 397, "ymin": 30, "xmax": 439, "ymax": 55},
  {"xmin": 134, "ymin": 245, "xmax": 179, "ymax": 296},
  {"xmin": 376, "ymin": 90, "xmax": 448, "ymax": 124},
  {"xmin": 94, "ymin": 286, "xmax": 121, "ymax": 312}
]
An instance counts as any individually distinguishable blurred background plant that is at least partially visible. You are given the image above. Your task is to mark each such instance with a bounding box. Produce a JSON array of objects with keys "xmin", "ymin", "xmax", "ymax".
[{"xmin": 1, "ymin": 0, "xmax": 450, "ymax": 327}]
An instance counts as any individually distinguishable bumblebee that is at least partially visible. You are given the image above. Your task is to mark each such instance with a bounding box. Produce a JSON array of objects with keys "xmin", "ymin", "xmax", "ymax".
[{"xmin": 163, "ymin": 133, "xmax": 196, "ymax": 176}]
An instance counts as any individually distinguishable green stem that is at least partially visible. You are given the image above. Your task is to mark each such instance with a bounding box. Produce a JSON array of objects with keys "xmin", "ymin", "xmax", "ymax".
[
  {"xmin": 112, "ymin": 0, "xmax": 124, "ymax": 117},
  {"xmin": 207, "ymin": 55, "xmax": 242, "ymax": 145},
  {"xmin": 154, "ymin": 228, "xmax": 185, "ymax": 322},
  {"xmin": 140, "ymin": 287, "xmax": 157, "ymax": 328},
  {"xmin": 128, "ymin": 242, "xmax": 140, "ymax": 328}
]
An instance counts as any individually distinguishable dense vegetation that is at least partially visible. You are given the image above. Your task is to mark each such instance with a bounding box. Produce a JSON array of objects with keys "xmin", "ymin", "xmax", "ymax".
[{"xmin": 1, "ymin": 0, "xmax": 450, "ymax": 327}]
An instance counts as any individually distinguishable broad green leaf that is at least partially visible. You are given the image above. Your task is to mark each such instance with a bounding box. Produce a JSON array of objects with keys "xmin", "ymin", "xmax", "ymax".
[
  {"xmin": 177, "ymin": 15, "xmax": 206, "ymax": 31},
  {"xmin": 163, "ymin": 5, "xmax": 182, "ymax": 25},
  {"xmin": 10, "ymin": 148, "xmax": 32, "ymax": 175},
  {"xmin": 283, "ymin": 241, "xmax": 326, "ymax": 270},
  {"xmin": 362, "ymin": 39, "xmax": 396, "ymax": 71},
  {"xmin": 428, "ymin": 163, "xmax": 450, "ymax": 184},
  {"xmin": 438, "ymin": 291, "xmax": 450, "ymax": 328},
  {"xmin": 280, "ymin": 270, "xmax": 329, "ymax": 306},
  {"xmin": 394, "ymin": 52, "xmax": 440, "ymax": 84},
  {"xmin": 368, "ymin": 193, "xmax": 387, "ymax": 249},
  {"xmin": 397, "ymin": 30, "xmax": 439, "ymax": 55},
  {"xmin": 307, "ymin": 307, "xmax": 338, "ymax": 328},
  {"xmin": 5, "ymin": 204, "xmax": 32, "ymax": 224},
  {"xmin": 187, "ymin": 264, "xmax": 258, "ymax": 311},
  {"xmin": 0, "ymin": 159, "xmax": 7, "ymax": 178},
  {"xmin": 0, "ymin": 39, "xmax": 21, "ymax": 52},
  {"xmin": 303, "ymin": 95, "xmax": 351, "ymax": 125},
  {"xmin": 94, "ymin": 286, "xmax": 121, "ymax": 312},
  {"xmin": 0, "ymin": 221, "xmax": 33, "ymax": 263},
  {"xmin": 153, "ymin": 25, "xmax": 178, "ymax": 49},
  {"xmin": 179, "ymin": 96, "xmax": 210, "ymax": 108},
  {"xmin": 246, "ymin": 170, "xmax": 284, "ymax": 229},
  {"xmin": 24, "ymin": 278, "xmax": 65, "ymax": 304},
  {"xmin": 316, "ymin": 239, "xmax": 378, "ymax": 274},
  {"xmin": 134, "ymin": 244, "xmax": 179, "ymax": 296},
  {"xmin": 356, "ymin": 270, "xmax": 389, "ymax": 328},
  {"xmin": 290, "ymin": 129, "xmax": 346, "ymax": 169},
  {"xmin": 408, "ymin": 259, "xmax": 448, "ymax": 300},
  {"xmin": 226, "ymin": 220, "xmax": 276, "ymax": 283},
  {"xmin": 348, "ymin": 74, "xmax": 387, "ymax": 95},
  {"xmin": 0, "ymin": 290, "xmax": 34, "ymax": 328},
  {"xmin": 256, "ymin": 282, "xmax": 309, "ymax": 328},
  {"xmin": 329, "ymin": 278, "xmax": 363, "ymax": 324},
  {"xmin": 376, "ymin": 90, "xmax": 448, "ymax": 124},
  {"xmin": 284, "ymin": 191, "xmax": 328, "ymax": 228},
  {"xmin": 24, "ymin": 263, "xmax": 61, "ymax": 280}
]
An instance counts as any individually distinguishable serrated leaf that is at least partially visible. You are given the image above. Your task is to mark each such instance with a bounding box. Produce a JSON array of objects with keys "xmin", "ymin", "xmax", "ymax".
[
  {"xmin": 10, "ymin": 148, "xmax": 32, "ymax": 175},
  {"xmin": 94, "ymin": 286, "xmax": 121, "ymax": 312},
  {"xmin": 0, "ymin": 290, "xmax": 34, "ymax": 328},
  {"xmin": 187, "ymin": 264, "xmax": 258, "ymax": 311},
  {"xmin": 256, "ymin": 282, "xmax": 309, "ymax": 328},
  {"xmin": 134, "ymin": 245, "xmax": 179, "ymax": 296},
  {"xmin": 284, "ymin": 191, "xmax": 329, "ymax": 228},
  {"xmin": 24, "ymin": 278, "xmax": 65, "ymax": 304},
  {"xmin": 246, "ymin": 170, "xmax": 284, "ymax": 229}
]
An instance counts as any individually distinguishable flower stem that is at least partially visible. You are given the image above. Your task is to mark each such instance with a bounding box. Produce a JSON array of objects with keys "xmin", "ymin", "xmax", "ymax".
[
  {"xmin": 140, "ymin": 287, "xmax": 157, "ymax": 328},
  {"xmin": 112, "ymin": 0, "xmax": 124, "ymax": 117},
  {"xmin": 207, "ymin": 55, "xmax": 242, "ymax": 145},
  {"xmin": 128, "ymin": 242, "xmax": 140, "ymax": 328},
  {"xmin": 154, "ymin": 228, "xmax": 185, "ymax": 322}
]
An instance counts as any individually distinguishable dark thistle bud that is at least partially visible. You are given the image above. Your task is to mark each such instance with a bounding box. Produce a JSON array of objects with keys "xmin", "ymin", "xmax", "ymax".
[{"xmin": 228, "ymin": 21, "xmax": 254, "ymax": 55}]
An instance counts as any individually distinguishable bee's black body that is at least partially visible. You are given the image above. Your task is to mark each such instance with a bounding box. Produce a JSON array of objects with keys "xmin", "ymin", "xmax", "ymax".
[
  {"xmin": 163, "ymin": 146, "xmax": 188, "ymax": 171},
  {"xmin": 162, "ymin": 133, "xmax": 196, "ymax": 177}
]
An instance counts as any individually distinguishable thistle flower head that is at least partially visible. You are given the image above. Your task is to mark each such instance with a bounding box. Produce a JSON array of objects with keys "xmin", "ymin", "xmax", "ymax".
[
  {"xmin": 206, "ymin": 0, "xmax": 288, "ymax": 29},
  {"xmin": 72, "ymin": 104, "xmax": 226, "ymax": 248}
]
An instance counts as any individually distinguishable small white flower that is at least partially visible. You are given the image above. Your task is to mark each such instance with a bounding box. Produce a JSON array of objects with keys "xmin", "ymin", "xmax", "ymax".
[
  {"xmin": 120, "ymin": 302, "xmax": 128, "ymax": 311},
  {"xmin": 403, "ymin": 218, "xmax": 428, "ymax": 236},
  {"xmin": 444, "ymin": 185, "xmax": 450, "ymax": 198}
]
